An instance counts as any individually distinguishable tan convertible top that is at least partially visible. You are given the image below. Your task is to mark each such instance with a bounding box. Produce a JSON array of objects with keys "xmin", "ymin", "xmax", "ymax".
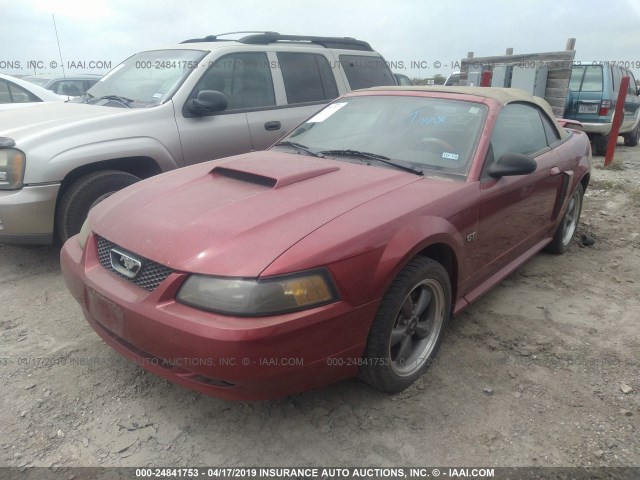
[{"xmin": 365, "ymin": 86, "xmax": 568, "ymax": 139}]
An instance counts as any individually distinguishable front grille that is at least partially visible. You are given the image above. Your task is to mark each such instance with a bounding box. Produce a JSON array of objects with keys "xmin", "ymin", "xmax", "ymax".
[{"xmin": 96, "ymin": 236, "xmax": 174, "ymax": 291}]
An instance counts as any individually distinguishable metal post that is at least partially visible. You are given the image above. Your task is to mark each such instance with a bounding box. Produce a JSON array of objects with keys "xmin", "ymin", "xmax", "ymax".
[
  {"xmin": 480, "ymin": 70, "xmax": 492, "ymax": 87},
  {"xmin": 604, "ymin": 76, "xmax": 629, "ymax": 167}
]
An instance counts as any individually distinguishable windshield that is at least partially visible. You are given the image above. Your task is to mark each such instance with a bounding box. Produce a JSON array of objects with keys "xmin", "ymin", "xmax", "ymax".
[
  {"xmin": 83, "ymin": 49, "xmax": 207, "ymax": 107},
  {"xmin": 274, "ymin": 95, "xmax": 487, "ymax": 178}
]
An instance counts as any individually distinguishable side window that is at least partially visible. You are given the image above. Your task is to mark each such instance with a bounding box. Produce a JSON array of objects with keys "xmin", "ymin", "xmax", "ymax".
[
  {"xmin": 626, "ymin": 70, "xmax": 637, "ymax": 95},
  {"xmin": 482, "ymin": 103, "xmax": 549, "ymax": 178},
  {"xmin": 0, "ymin": 80, "xmax": 10, "ymax": 103},
  {"xmin": 339, "ymin": 55, "xmax": 395, "ymax": 89},
  {"xmin": 612, "ymin": 67, "xmax": 621, "ymax": 92},
  {"xmin": 192, "ymin": 52, "xmax": 275, "ymax": 111},
  {"xmin": 52, "ymin": 80, "xmax": 84, "ymax": 96},
  {"xmin": 277, "ymin": 52, "xmax": 338, "ymax": 104},
  {"xmin": 540, "ymin": 111, "xmax": 561, "ymax": 145},
  {"xmin": 8, "ymin": 82, "xmax": 39, "ymax": 103}
]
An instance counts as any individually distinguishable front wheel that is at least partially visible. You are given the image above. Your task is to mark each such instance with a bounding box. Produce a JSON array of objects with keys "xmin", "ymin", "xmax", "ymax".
[
  {"xmin": 56, "ymin": 170, "xmax": 140, "ymax": 243},
  {"xmin": 546, "ymin": 183, "xmax": 584, "ymax": 254},
  {"xmin": 359, "ymin": 257, "xmax": 451, "ymax": 393}
]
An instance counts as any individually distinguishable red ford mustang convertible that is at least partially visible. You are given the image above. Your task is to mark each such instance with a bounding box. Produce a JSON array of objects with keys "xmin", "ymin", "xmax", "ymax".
[{"xmin": 61, "ymin": 87, "xmax": 591, "ymax": 400}]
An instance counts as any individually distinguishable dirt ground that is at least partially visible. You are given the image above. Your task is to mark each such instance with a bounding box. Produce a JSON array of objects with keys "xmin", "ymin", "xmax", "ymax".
[{"xmin": 1, "ymin": 144, "xmax": 639, "ymax": 470}]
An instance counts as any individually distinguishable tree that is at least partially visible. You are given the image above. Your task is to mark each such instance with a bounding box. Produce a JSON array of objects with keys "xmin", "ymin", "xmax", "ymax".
[
  {"xmin": 411, "ymin": 77, "xmax": 430, "ymax": 86},
  {"xmin": 432, "ymin": 74, "xmax": 446, "ymax": 85},
  {"xmin": 410, "ymin": 75, "xmax": 447, "ymax": 86}
]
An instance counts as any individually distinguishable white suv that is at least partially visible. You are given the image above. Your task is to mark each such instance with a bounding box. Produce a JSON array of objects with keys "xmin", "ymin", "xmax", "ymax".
[{"xmin": 0, "ymin": 32, "xmax": 395, "ymax": 244}]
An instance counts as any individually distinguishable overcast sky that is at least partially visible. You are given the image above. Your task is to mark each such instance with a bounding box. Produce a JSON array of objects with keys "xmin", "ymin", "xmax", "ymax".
[{"xmin": 2, "ymin": 0, "xmax": 640, "ymax": 78}]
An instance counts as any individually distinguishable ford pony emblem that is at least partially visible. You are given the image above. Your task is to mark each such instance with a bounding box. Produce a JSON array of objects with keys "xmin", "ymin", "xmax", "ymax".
[{"xmin": 110, "ymin": 248, "xmax": 143, "ymax": 279}]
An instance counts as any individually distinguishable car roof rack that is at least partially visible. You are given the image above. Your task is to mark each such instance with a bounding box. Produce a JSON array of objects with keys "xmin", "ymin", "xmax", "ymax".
[
  {"xmin": 180, "ymin": 32, "xmax": 373, "ymax": 51},
  {"xmin": 180, "ymin": 31, "xmax": 280, "ymax": 44},
  {"xmin": 240, "ymin": 33, "xmax": 373, "ymax": 51}
]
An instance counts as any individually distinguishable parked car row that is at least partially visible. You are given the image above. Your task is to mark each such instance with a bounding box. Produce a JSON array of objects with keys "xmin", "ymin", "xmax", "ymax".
[
  {"xmin": 2, "ymin": 32, "xmax": 593, "ymax": 400},
  {"xmin": 0, "ymin": 32, "xmax": 396, "ymax": 245},
  {"xmin": 0, "ymin": 73, "xmax": 65, "ymax": 109},
  {"xmin": 22, "ymin": 74, "xmax": 102, "ymax": 97}
]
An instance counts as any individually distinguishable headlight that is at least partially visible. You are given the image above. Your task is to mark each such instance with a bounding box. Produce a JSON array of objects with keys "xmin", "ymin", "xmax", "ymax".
[
  {"xmin": 0, "ymin": 148, "xmax": 26, "ymax": 190},
  {"xmin": 176, "ymin": 269, "xmax": 338, "ymax": 316},
  {"xmin": 77, "ymin": 218, "xmax": 92, "ymax": 249}
]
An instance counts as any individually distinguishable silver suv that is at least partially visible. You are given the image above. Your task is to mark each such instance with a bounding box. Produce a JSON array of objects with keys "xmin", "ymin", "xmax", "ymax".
[{"xmin": 0, "ymin": 32, "xmax": 395, "ymax": 244}]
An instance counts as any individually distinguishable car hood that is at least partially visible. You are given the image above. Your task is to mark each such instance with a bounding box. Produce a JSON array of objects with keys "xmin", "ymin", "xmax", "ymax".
[
  {"xmin": 89, "ymin": 151, "xmax": 423, "ymax": 277},
  {"xmin": 0, "ymin": 101, "xmax": 127, "ymax": 141},
  {"xmin": 0, "ymin": 100, "xmax": 64, "ymax": 112}
]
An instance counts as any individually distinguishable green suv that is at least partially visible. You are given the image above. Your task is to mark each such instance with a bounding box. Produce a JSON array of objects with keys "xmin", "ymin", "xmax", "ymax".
[{"xmin": 564, "ymin": 62, "xmax": 640, "ymax": 155}]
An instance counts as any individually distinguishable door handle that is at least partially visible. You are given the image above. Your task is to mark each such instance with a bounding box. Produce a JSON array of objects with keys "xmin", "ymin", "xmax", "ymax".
[
  {"xmin": 549, "ymin": 167, "xmax": 561, "ymax": 176},
  {"xmin": 264, "ymin": 121, "xmax": 281, "ymax": 131}
]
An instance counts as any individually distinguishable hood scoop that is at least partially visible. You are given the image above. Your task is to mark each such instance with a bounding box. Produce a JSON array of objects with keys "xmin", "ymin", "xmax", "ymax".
[
  {"xmin": 210, "ymin": 156, "xmax": 340, "ymax": 189},
  {"xmin": 212, "ymin": 167, "xmax": 277, "ymax": 187}
]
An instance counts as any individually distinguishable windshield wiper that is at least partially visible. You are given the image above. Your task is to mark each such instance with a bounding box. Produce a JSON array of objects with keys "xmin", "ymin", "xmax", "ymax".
[
  {"xmin": 318, "ymin": 149, "xmax": 423, "ymax": 176},
  {"xmin": 96, "ymin": 95, "xmax": 134, "ymax": 107},
  {"xmin": 73, "ymin": 92, "xmax": 94, "ymax": 104},
  {"xmin": 274, "ymin": 141, "xmax": 324, "ymax": 158}
]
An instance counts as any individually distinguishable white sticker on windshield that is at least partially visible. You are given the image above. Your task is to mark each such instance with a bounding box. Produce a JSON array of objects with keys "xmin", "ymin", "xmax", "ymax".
[
  {"xmin": 99, "ymin": 63, "xmax": 125, "ymax": 81},
  {"xmin": 442, "ymin": 152, "xmax": 459, "ymax": 161},
  {"xmin": 468, "ymin": 106, "xmax": 480, "ymax": 114},
  {"xmin": 308, "ymin": 102, "xmax": 348, "ymax": 123},
  {"xmin": 152, "ymin": 92, "xmax": 163, "ymax": 98}
]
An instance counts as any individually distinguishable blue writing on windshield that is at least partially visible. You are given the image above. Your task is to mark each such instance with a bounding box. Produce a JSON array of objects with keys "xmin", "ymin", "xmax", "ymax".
[{"xmin": 408, "ymin": 108, "xmax": 446, "ymax": 126}]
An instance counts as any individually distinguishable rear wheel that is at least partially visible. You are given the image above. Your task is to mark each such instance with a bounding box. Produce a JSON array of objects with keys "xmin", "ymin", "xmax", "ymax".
[
  {"xmin": 56, "ymin": 170, "xmax": 140, "ymax": 243},
  {"xmin": 359, "ymin": 257, "xmax": 451, "ymax": 393},
  {"xmin": 546, "ymin": 183, "xmax": 584, "ymax": 254},
  {"xmin": 623, "ymin": 122, "xmax": 640, "ymax": 147},
  {"xmin": 592, "ymin": 135, "xmax": 608, "ymax": 156}
]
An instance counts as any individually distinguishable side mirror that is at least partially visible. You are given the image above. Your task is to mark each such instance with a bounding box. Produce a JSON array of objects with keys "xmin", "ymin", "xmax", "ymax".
[
  {"xmin": 488, "ymin": 152, "xmax": 537, "ymax": 178},
  {"xmin": 185, "ymin": 90, "xmax": 228, "ymax": 116}
]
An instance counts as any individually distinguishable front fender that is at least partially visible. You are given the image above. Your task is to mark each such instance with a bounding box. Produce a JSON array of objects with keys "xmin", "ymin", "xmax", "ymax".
[
  {"xmin": 16, "ymin": 102, "xmax": 183, "ymax": 184},
  {"xmin": 263, "ymin": 211, "xmax": 466, "ymax": 309},
  {"xmin": 25, "ymin": 136, "xmax": 181, "ymax": 184},
  {"xmin": 374, "ymin": 216, "xmax": 465, "ymax": 298}
]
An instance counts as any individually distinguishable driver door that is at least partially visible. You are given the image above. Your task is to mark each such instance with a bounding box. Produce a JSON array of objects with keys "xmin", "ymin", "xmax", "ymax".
[
  {"xmin": 176, "ymin": 52, "xmax": 276, "ymax": 165},
  {"xmin": 467, "ymin": 103, "xmax": 565, "ymax": 291}
]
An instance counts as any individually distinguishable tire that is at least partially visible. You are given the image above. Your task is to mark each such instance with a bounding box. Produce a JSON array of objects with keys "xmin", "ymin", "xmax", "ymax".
[
  {"xmin": 359, "ymin": 257, "xmax": 451, "ymax": 393},
  {"xmin": 56, "ymin": 170, "xmax": 140, "ymax": 243},
  {"xmin": 546, "ymin": 183, "xmax": 584, "ymax": 254},
  {"xmin": 623, "ymin": 122, "xmax": 640, "ymax": 147},
  {"xmin": 593, "ymin": 136, "xmax": 608, "ymax": 156}
]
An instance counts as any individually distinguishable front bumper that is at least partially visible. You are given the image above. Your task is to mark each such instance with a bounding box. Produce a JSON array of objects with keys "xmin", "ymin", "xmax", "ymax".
[
  {"xmin": 0, "ymin": 183, "xmax": 60, "ymax": 244},
  {"xmin": 60, "ymin": 233, "xmax": 378, "ymax": 400}
]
